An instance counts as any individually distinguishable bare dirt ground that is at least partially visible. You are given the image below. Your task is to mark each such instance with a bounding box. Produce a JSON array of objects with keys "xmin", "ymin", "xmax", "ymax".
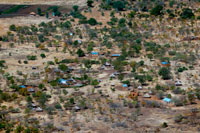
[{"xmin": 0, "ymin": 0, "xmax": 87, "ymax": 6}]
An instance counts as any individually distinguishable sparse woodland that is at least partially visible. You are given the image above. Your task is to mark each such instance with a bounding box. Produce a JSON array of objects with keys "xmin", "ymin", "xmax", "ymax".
[{"xmin": 0, "ymin": 0, "xmax": 200, "ymax": 132}]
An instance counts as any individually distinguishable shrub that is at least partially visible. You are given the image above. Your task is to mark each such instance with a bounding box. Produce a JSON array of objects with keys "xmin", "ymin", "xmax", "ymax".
[
  {"xmin": 24, "ymin": 60, "xmax": 28, "ymax": 64},
  {"xmin": 27, "ymin": 55, "xmax": 37, "ymax": 60},
  {"xmin": 40, "ymin": 53, "xmax": 46, "ymax": 58},
  {"xmin": 174, "ymin": 115, "xmax": 183, "ymax": 123},
  {"xmin": 62, "ymin": 21, "xmax": 71, "ymax": 28},
  {"xmin": 37, "ymin": 7, "xmax": 42, "ymax": 16},
  {"xmin": 159, "ymin": 67, "xmax": 171, "ymax": 80},
  {"xmin": 177, "ymin": 67, "xmax": 188, "ymax": 72},
  {"xmin": 76, "ymin": 49, "xmax": 85, "ymax": 57},
  {"xmin": 118, "ymin": 18, "xmax": 126, "ymax": 27},
  {"xmin": 168, "ymin": 51, "xmax": 176, "ymax": 56},
  {"xmin": 55, "ymin": 103, "xmax": 62, "ymax": 109},
  {"xmin": 113, "ymin": 1, "xmax": 125, "ymax": 11},
  {"xmin": 9, "ymin": 24, "xmax": 16, "ymax": 31},
  {"xmin": 180, "ymin": 8, "xmax": 194, "ymax": 19},
  {"xmin": 150, "ymin": 4, "xmax": 164, "ymax": 16},
  {"xmin": 173, "ymin": 97, "xmax": 184, "ymax": 106},
  {"xmin": 0, "ymin": 60, "xmax": 5, "ymax": 67},
  {"xmin": 88, "ymin": 18, "xmax": 98, "ymax": 26},
  {"xmin": 162, "ymin": 122, "xmax": 168, "ymax": 128},
  {"xmin": 173, "ymin": 87, "xmax": 184, "ymax": 94},
  {"xmin": 73, "ymin": 5, "xmax": 79, "ymax": 12},
  {"xmin": 87, "ymin": 0, "xmax": 94, "ymax": 7},
  {"xmin": 58, "ymin": 64, "xmax": 68, "ymax": 72}
]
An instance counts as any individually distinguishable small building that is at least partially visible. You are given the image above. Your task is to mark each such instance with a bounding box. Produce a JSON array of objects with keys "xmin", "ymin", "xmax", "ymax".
[
  {"xmin": 74, "ymin": 83, "xmax": 83, "ymax": 87},
  {"xmin": 20, "ymin": 85, "xmax": 26, "ymax": 88},
  {"xmin": 69, "ymin": 32, "xmax": 73, "ymax": 36},
  {"xmin": 163, "ymin": 98, "xmax": 171, "ymax": 103},
  {"xmin": 110, "ymin": 73, "xmax": 116, "ymax": 78},
  {"xmin": 111, "ymin": 83, "xmax": 115, "ymax": 86},
  {"xmin": 138, "ymin": 86, "xmax": 143, "ymax": 90},
  {"xmin": 78, "ymin": 40, "xmax": 82, "ymax": 44},
  {"xmin": 161, "ymin": 61, "xmax": 170, "ymax": 67},
  {"xmin": 105, "ymin": 62, "xmax": 111, "ymax": 66},
  {"xmin": 74, "ymin": 106, "xmax": 81, "ymax": 112},
  {"xmin": 28, "ymin": 88, "xmax": 35, "ymax": 93},
  {"xmin": 123, "ymin": 84, "xmax": 128, "ymax": 88},
  {"xmin": 31, "ymin": 103, "xmax": 37, "ymax": 108},
  {"xmin": 111, "ymin": 54, "xmax": 121, "ymax": 57},
  {"xmin": 58, "ymin": 79, "xmax": 69, "ymax": 85},
  {"xmin": 175, "ymin": 80, "xmax": 182, "ymax": 86},
  {"xmin": 36, "ymin": 107, "xmax": 43, "ymax": 112},
  {"xmin": 30, "ymin": 12, "xmax": 36, "ymax": 16},
  {"xmin": 143, "ymin": 93, "xmax": 151, "ymax": 98},
  {"xmin": 91, "ymin": 51, "xmax": 99, "ymax": 57}
]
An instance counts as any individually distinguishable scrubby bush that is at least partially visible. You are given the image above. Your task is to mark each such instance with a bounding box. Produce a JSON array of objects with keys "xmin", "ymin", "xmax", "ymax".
[
  {"xmin": 113, "ymin": 1, "xmax": 125, "ymax": 11},
  {"xmin": 180, "ymin": 8, "xmax": 194, "ymax": 19},
  {"xmin": 150, "ymin": 4, "xmax": 164, "ymax": 16},
  {"xmin": 27, "ymin": 55, "xmax": 37, "ymax": 60},
  {"xmin": 87, "ymin": 0, "xmax": 94, "ymax": 7},
  {"xmin": 76, "ymin": 49, "xmax": 85, "ymax": 57},
  {"xmin": 40, "ymin": 53, "xmax": 46, "ymax": 58},
  {"xmin": 177, "ymin": 67, "xmax": 188, "ymax": 72},
  {"xmin": 173, "ymin": 97, "xmax": 184, "ymax": 106},
  {"xmin": 174, "ymin": 115, "xmax": 183, "ymax": 123},
  {"xmin": 88, "ymin": 18, "xmax": 98, "ymax": 26},
  {"xmin": 58, "ymin": 64, "xmax": 68, "ymax": 72},
  {"xmin": 168, "ymin": 51, "xmax": 176, "ymax": 56},
  {"xmin": 159, "ymin": 67, "xmax": 171, "ymax": 80}
]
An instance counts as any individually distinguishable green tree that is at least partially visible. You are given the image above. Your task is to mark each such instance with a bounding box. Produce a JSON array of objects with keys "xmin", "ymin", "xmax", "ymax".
[
  {"xmin": 73, "ymin": 5, "xmax": 79, "ymax": 12},
  {"xmin": 150, "ymin": 4, "xmax": 164, "ymax": 16},
  {"xmin": 88, "ymin": 18, "xmax": 97, "ymax": 26},
  {"xmin": 46, "ymin": 12, "xmax": 49, "ymax": 18},
  {"xmin": 87, "ymin": 0, "xmax": 94, "ymax": 7},
  {"xmin": 37, "ymin": 7, "xmax": 42, "ymax": 16},
  {"xmin": 15, "ymin": 125, "xmax": 24, "ymax": 133},
  {"xmin": 113, "ymin": 1, "xmax": 125, "ymax": 11},
  {"xmin": 180, "ymin": 8, "xmax": 194, "ymax": 19},
  {"xmin": 9, "ymin": 24, "xmax": 16, "ymax": 31},
  {"xmin": 58, "ymin": 64, "xmax": 68, "ymax": 72},
  {"xmin": 159, "ymin": 67, "xmax": 171, "ymax": 80},
  {"xmin": 40, "ymin": 53, "xmax": 46, "ymax": 58},
  {"xmin": 118, "ymin": 18, "xmax": 126, "ymax": 27},
  {"xmin": 77, "ymin": 48, "xmax": 85, "ymax": 57},
  {"xmin": 187, "ymin": 92, "xmax": 195, "ymax": 104},
  {"xmin": 91, "ymin": 79, "xmax": 99, "ymax": 86}
]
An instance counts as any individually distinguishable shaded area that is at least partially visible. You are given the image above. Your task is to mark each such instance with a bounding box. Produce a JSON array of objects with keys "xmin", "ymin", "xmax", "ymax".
[{"xmin": 0, "ymin": 4, "xmax": 69, "ymax": 18}]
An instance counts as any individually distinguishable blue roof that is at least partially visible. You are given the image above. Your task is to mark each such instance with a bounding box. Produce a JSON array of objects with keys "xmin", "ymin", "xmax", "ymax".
[
  {"xmin": 58, "ymin": 78, "xmax": 67, "ymax": 83},
  {"xmin": 161, "ymin": 62, "xmax": 169, "ymax": 65},
  {"xmin": 20, "ymin": 85, "xmax": 26, "ymax": 88},
  {"xmin": 112, "ymin": 54, "xmax": 121, "ymax": 57},
  {"xmin": 123, "ymin": 84, "xmax": 128, "ymax": 87},
  {"xmin": 59, "ymin": 78, "xmax": 66, "ymax": 82},
  {"xmin": 163, "ymin": 98, "xmax": 171, "ymax": 103},
  {"xmin": 91, "ymin": 51, "xmax": 99, "ymax": 55}
]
